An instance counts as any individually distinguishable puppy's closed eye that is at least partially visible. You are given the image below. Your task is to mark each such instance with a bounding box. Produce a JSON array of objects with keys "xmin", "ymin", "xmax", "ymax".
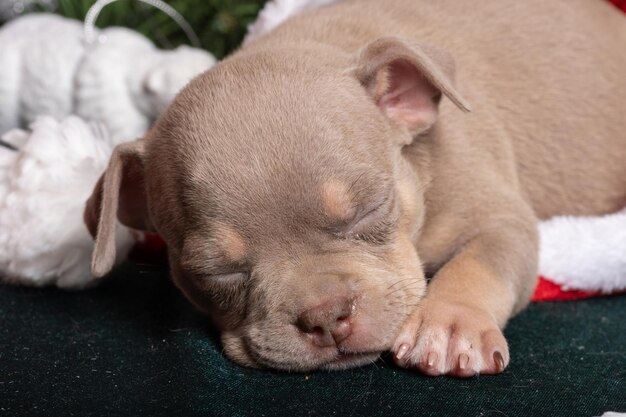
[
  {"xmin": 206, "ymin": 271, "xmax": 249, "ymax": 308},
  {"xmin": 350, "ymin": 217, "xmax": 397, "ymax": 245},
  {"xmin": 182, "ymin": 264, "xmax": 249, "ymax": 311},
  {"xmin": 332, "ymin": 192, "xmax": 398, "ymax": 245}
]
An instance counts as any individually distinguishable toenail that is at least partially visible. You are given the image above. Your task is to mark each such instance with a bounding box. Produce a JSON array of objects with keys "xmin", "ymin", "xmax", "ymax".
[
  {"xmin": 493, "ymin": 351, "xmax": 505, "ymax": 372},
  {"xmin": 426, "ymin": 352, "xmax": 437, "ymax": 367},
  {"xmin": 396, "ymin": 344, "xmax": 409, "ymax": 360},
  {"xmin": 459, "ymin": 353, "xmax": 469, "ymax": 370}
]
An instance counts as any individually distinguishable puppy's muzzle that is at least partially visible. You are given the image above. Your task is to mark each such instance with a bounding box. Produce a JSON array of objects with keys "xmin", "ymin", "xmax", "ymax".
[{"xmin": 296, "ymin": 296, "xmax": 356, "ymax": 347}]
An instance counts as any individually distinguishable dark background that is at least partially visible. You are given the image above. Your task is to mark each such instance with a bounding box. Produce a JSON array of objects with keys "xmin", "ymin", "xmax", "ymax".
[{"xmin": 2, "ymin": 262, "xmax": 625, "ymax": 416}]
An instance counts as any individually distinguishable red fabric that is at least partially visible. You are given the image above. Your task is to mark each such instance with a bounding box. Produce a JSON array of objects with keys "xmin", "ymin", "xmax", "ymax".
[
  {"xmin": 531, "ymin": 277, "xmax": 626, "ymax": 302},
  {"xmin": 609, "ymin": 0, "xmax": 626, "ymax": 12},
  {"xmin": 531, "ymin": 276, "xmax": 605, "ymax": 302}
]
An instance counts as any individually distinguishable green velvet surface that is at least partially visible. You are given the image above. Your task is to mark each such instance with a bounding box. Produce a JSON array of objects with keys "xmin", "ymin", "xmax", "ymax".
[{"xmin": 1, "ymin": 262, "xmax": 625, "ymax": 417}]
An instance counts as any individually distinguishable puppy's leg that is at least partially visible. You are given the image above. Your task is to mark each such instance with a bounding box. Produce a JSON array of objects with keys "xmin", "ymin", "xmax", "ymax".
[{"xmin": 393, "ymin": 201, "xmax": 538, "ymax": 377}]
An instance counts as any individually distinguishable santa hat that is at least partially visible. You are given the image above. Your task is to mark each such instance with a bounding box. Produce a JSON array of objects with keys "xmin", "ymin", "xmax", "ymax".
[{"xmin": 533, "ymin": 209, "xmax": 626, "ymax": 301}]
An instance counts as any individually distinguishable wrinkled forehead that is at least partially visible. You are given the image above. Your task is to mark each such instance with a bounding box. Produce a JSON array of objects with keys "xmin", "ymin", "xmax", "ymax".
[{"xmin": 178, "ymin": 131, "xmax": 389, "ymax": 236}]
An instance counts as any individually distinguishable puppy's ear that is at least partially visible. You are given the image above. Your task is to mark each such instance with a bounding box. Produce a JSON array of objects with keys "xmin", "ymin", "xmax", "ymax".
[
  {"xmin": 353, "ymin": 37, "xmax": 471, "ymax": 137},
  {"xmin": 84, "ymin": 140, "xmax": 154, "ymax": 277}
]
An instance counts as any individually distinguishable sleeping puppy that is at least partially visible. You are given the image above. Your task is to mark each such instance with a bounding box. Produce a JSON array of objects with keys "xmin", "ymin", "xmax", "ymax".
[{"xmin": 84, "ymin": 0, "xmax": 626, "ymax": 377}]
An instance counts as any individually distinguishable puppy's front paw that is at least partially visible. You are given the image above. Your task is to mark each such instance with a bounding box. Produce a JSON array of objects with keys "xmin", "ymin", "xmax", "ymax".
[{"xmin": 392, "ymin": 300, "xmax": 509, "ymax": 377}]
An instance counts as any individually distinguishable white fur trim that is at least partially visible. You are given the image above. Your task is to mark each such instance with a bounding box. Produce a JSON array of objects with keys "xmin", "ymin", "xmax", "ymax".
[{"xmin": 539, "ymin": 208, "xmax": 626, "ymax": 293}]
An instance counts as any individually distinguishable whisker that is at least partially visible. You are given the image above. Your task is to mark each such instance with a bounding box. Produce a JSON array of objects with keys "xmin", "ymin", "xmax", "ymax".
[
  {"xmin": 388, "ymin": 303, "xmax": 421, "ymax": 308},
  {"xmin": 386, "ymin": 277, "xmax": 419, "ymax": 290},
  {"xmin": 386, "ymin": 281, "xmax": 424, "ymax": 297}
]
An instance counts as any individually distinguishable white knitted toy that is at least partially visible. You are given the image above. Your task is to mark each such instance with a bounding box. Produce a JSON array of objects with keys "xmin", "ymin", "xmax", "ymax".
[{"xmin": 0, "ymin": 13, "xmax": 215, "ymax": 143}]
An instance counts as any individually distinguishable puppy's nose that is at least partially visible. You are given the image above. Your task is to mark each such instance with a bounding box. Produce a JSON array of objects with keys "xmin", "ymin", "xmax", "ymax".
[{"xmin": 296, "ymin": 297, "xmax": 355, "ymax": 347}]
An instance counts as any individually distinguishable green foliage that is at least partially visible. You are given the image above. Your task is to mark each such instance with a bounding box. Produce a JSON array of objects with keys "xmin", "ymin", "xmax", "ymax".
[{"xmin": 29, "ymin": 0, "xmax": 268, "ymax": 58}]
